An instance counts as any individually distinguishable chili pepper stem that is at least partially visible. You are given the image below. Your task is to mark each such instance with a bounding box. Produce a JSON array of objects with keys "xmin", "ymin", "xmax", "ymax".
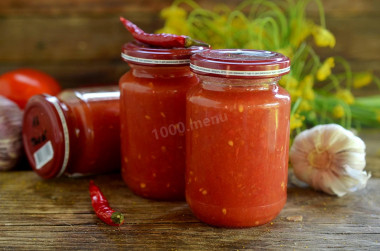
[
  {"xmin": 111, "ymin": 212, "xmax": 125, "ymax": 225},
  {"xmin": 185, "ymin": 37, "xmax": 211, "ymax": 48}
]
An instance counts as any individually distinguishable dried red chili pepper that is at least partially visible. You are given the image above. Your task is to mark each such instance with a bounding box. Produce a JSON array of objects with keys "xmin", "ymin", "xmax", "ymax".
[
  {"xmin": 89, "ymin": 180, "xmax": 124, "ymax": 226},
  {"xmin": 120, "ymin": 17, "xmax": 210, "ymax": 48}
]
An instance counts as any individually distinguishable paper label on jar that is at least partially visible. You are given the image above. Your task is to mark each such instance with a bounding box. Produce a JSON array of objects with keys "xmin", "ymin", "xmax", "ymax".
[{"xmin": 34, "ymin": 141, "xmax": 54, "ymax": 170}]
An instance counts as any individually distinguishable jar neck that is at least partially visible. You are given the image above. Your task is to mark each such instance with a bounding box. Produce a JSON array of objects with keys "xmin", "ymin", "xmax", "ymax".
[
  {"xmin": 198, "ymin": 75, "xmax": 281, "ymax": 92},
  {"xmin": 129, "ymin": 64, "xmax": 193, "ymax": 79}
]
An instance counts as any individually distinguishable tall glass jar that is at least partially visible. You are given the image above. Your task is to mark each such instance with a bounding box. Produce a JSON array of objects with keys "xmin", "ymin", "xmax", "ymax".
[
  {"xmin": 186, "ymin": 49, "xmax": 291, "ymax": 227},
  {"xmin": 22, "ymin": 86, "xmax": 120, "ymax": 179},
  {"xmin": 119, "ymin": 42, "xmax": 206, "ymax": 200}
]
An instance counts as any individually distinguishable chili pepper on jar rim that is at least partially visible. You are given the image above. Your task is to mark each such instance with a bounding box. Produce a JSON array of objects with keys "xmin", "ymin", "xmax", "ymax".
[
  {"xmin": 89, "ymin": 180, "xmax": 124, "ymax": 226},
  {"xmin": 120, "ymin": 17, "xmax": 210, "ymax": 48}
]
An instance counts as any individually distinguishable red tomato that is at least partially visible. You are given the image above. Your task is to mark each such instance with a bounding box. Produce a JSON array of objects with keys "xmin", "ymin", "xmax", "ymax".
[{"xmin": 0, "ymin": 68, "xmax": 61, "ymax": 109}]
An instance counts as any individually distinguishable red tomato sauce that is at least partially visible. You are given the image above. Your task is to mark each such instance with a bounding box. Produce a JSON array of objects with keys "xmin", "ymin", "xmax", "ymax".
[
  {"xmin": 60, "ymin": 88, "xmax": 121, "ymax": 176},
  {"xmin": 22, "ymin": 86, "xmax": 120, "ymax": 178},
  {"xmin": 119, "ymin": 42, "xmax": 207, "ymax": 200},
  {"xmin": 186, "ymin": 49, "xmax": 291, "ymax": 227},
  {"xmin": 120, "ymin": 65, "xmax": 198, "ymax": 200},
  {"xmin": 186, "ymin": 81, "xmax": 290, "ymax": 227}
]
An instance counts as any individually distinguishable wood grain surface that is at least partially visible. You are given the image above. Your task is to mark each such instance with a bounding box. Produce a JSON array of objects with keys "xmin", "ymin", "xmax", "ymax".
[
  {"xmin": 0, "ymin": 130, "xmax": 379, "ymax": 250},
  {"xmin": 0, "ymin": 0, "xmax": 379, "ymax": 88}
]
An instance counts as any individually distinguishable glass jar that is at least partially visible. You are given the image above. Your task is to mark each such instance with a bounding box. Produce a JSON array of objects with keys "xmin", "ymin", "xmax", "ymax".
[
  {"xmin": 186, "ymin": 49, "xmax": 291, "ymax": 227},
  {"xmin": 22, "ymin": 86, "xmax": 120, "ymax": 179},
  {"xmin": 119, "ymin": 42, "xmax": 206, "ymax": 200}
]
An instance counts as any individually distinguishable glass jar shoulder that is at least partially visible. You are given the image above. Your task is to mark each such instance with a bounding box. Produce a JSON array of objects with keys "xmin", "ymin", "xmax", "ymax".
[
  {"xmin": 187, "ymin": 81, "xmax": 290, "ymax": 110},
  {"xmin": 120, "ymin": 65, "xmax": 198, "ymax": 94}
]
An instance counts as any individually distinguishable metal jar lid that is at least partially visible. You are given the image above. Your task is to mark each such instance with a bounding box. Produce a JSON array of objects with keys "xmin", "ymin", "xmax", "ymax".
[
  {"xmin": 190, "ymin": 49, "xmax": 290, "ymax": 79},
  {"xmin": 121, "ymin": 41, "xmax": 208, "ymax": 67}
]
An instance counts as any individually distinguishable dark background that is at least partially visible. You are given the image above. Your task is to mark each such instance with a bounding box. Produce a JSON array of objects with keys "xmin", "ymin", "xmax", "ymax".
[{"xmin": 0, "ymin": 0, "xmax": 379, "ymax": 92}]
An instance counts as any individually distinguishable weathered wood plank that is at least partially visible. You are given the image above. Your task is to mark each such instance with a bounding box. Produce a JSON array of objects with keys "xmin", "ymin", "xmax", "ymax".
[
  {"xmin": 0, "ymin": 17, "xmax": 132, "ymax": 62},
  {"xmin": 0, "ymin": 62, "xmax": 126, "ymax": 89},
  {"xmin": 0, "ymin": 0, "xmax": 379, "ymax": 90},
  {"xmin": 306, "ymin": 0, "xmax": 380, "ymax": 17},
  {"xmin": 1, "ymin": 14, "xmax": 380, "ymax": 63},
  {"xmin": 0, "ymin": 0, "xmax": 379, "ymax": 17},
  {"xmin": 0, "ymin": 170, "xmax": 379, "ymax": 250},
  {"xmin": 1, "ymin": 127, "xmax": 380, "ymax": 250},
  {"xmin": 0, "ymin": 0, "xmax": 174, "ymax": 16}
]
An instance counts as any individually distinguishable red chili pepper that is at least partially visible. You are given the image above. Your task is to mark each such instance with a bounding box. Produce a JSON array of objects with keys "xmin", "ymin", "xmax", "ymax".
[
  {"xmin": 89, "ymin": 180, "xmax": 124, "ymax": 226},
  {"xmin": 120, "ymin": 17, "xmax": 210, "ymax": 48}
]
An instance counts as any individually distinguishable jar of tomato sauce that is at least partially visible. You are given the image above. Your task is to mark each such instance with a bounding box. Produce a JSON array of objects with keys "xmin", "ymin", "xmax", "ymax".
[
  {"xmin": 22, "ymin": 86, "xmax": 120, "ymax": 179},
  {"xmin": 119, "ymin": 42, "xmax": 206, "ymax": 200},
  {"xmin": 186, "ymin": 49, "xmax": 291, "ymax": 227}
]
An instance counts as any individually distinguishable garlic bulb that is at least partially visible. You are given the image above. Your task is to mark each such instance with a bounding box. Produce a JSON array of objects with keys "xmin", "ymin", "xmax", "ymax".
[
  {"xmin": 290, "ymin": 124, "xmax": 371, "ymax": 197},
  {"xmin": 0, "ymin": 96, "xmax": 23, "ymax": 171}
]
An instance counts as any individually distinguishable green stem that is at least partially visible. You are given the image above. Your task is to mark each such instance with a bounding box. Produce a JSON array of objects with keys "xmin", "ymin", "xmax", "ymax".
[
  {"xmin": 291, "ymin": 97, "xmax": 302, "ymax": 115},
  {"xmin": 373, "ymin": 76, "xmax": 380, "ymax": 91},
  {"xmin": 187, "ymin": 9, "xmax": 224, "ymax": 42},
  {"xmin": 257, "ymin": 16, "xmax": 280, "ymax": 49},
  {"xmin": 249, "ymin": 0, "xmax": 288, "ymax": 40},
  {"xmin": 306, "ymin": 46, "xmax": 321, "ymax": 75},
  {"xmin": 291, "ymin": 42, "xmax": 308, "ymax": 78},
  {"xmin": 226, "ymin": 10, "xmax": 250, "ymax": 48},
  {"xmin": 334, "ymin": 56, "xmax": 353, "ymax": 90},
  {"xmin": 306, "ymin": 0, "xmax": 326, "ymax": 28},
  {"xmin": 327, "ymin": 74, "xmax": 341, "ymax": 91},
  {"xmin": 343, "ymin": 102, "xmax": 352, "ymax": 129}
]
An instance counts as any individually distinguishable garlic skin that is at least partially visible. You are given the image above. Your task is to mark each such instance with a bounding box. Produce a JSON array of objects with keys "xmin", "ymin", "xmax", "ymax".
[
  {"xmin": 0, "ymin": 96, "xmax": 23, "ymax": 171},
  {"xmin": 290, "ymin": 124, "xmax": 371, "ymax": 197}
]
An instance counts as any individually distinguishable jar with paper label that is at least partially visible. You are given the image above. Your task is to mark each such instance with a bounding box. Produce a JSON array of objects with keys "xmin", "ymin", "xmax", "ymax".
[{"xmin": 22, "ymin": 86, "xmax": 120, "ymax": 179}]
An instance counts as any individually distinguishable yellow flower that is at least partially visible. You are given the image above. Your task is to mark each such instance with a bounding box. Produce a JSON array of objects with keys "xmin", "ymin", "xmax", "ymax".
[
  {"xmin": 336, "ymin": 89, "xmax": 355, "ymax": 105},
  {"xmin": 158, "ymin": 6, "xmax": 189, "ymax": 35},
  {"xmin": 288, "ymin": 89, "xmax": 302, "ymax": 100},
  {"xmin": 277, "ymin": 46, "xmax": 294, "ymax": 59},
  {"xmin": 290, "ymin": 20, "xmax": 312, "ymax": 48},
  {"xmin": 279, "ymin": 75, "xmax": 298, "ymax": 89},
  {"xmin": 332, "ymin": 105, "xmax": 345, "ymax": 118},
  {"xmin": 215, "ymin": 15, "xmax": 228, "ymax": 27},
  {"xmin": 280, "ymin": 75, "xmax": 301, "ymax": 103},
  {"xmin": 156, "ymin": 26, "xmax": 179, "ymax": 35},
  {"xmin": 161, "ymin": 6, "xmax": 187, "ymax": 19},
  {"xmin": 303, "ymin": 88, "xmax": 315, "ymax": 101},
  {"xmin": 299, "ymin": 100, "xmax": 312, "ymax": 111},
  {"xmin": 231, "ymin": 17, "xmax": 247, "ymax": 30},
  {"xmin": 299, "ymin": 75, "xmax": 315, "ymax": 100},
  {"xmin": 290, "ymin": 113, "xmax": 305, "ymax": 130},
  {"xmin": 317, "ymin": 57, "xmax": 335, "ymax": 81},
  {"xmin": 312, "ymin": 25, "xmax": 336, "ymax": 48},
  {"xmin": 245, "ymin": 41, "xmax": 256, "ymax": 50},
  {"xmin": 353, "ymin": 72, "xmax": 373, "ymax": 89}
]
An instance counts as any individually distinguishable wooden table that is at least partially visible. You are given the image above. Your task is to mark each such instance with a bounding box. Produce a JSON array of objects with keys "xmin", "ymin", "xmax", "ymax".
[{"xmin": 1, "ymin": 131, "xmax": 379, "ymax": 250}]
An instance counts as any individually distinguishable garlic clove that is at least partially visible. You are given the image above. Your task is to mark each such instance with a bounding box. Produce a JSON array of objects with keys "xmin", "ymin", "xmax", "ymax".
[
  {"xmin": 290, "ymin": 124, "xmax": 370, "ymax": 197},
  {"xmin": 334, "ymin": 151, "xmax": 366, "ymax": 171},
  {"xmin": 311, "ymin": 170, "xmax": 336, "ymax": 195},
  {"xmin": 341, "ymin": 165, "xmax": 371, "ymax": 191}
]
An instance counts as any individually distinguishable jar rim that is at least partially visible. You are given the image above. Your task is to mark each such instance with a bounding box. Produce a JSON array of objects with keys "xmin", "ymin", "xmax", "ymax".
[
  {"xmin": 190, "ymin": 49, "xmax": 290, "ymax": 79},
  {"xmin": 121, "ymin": 41, "xmax": 208, "ymax": 66}
]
